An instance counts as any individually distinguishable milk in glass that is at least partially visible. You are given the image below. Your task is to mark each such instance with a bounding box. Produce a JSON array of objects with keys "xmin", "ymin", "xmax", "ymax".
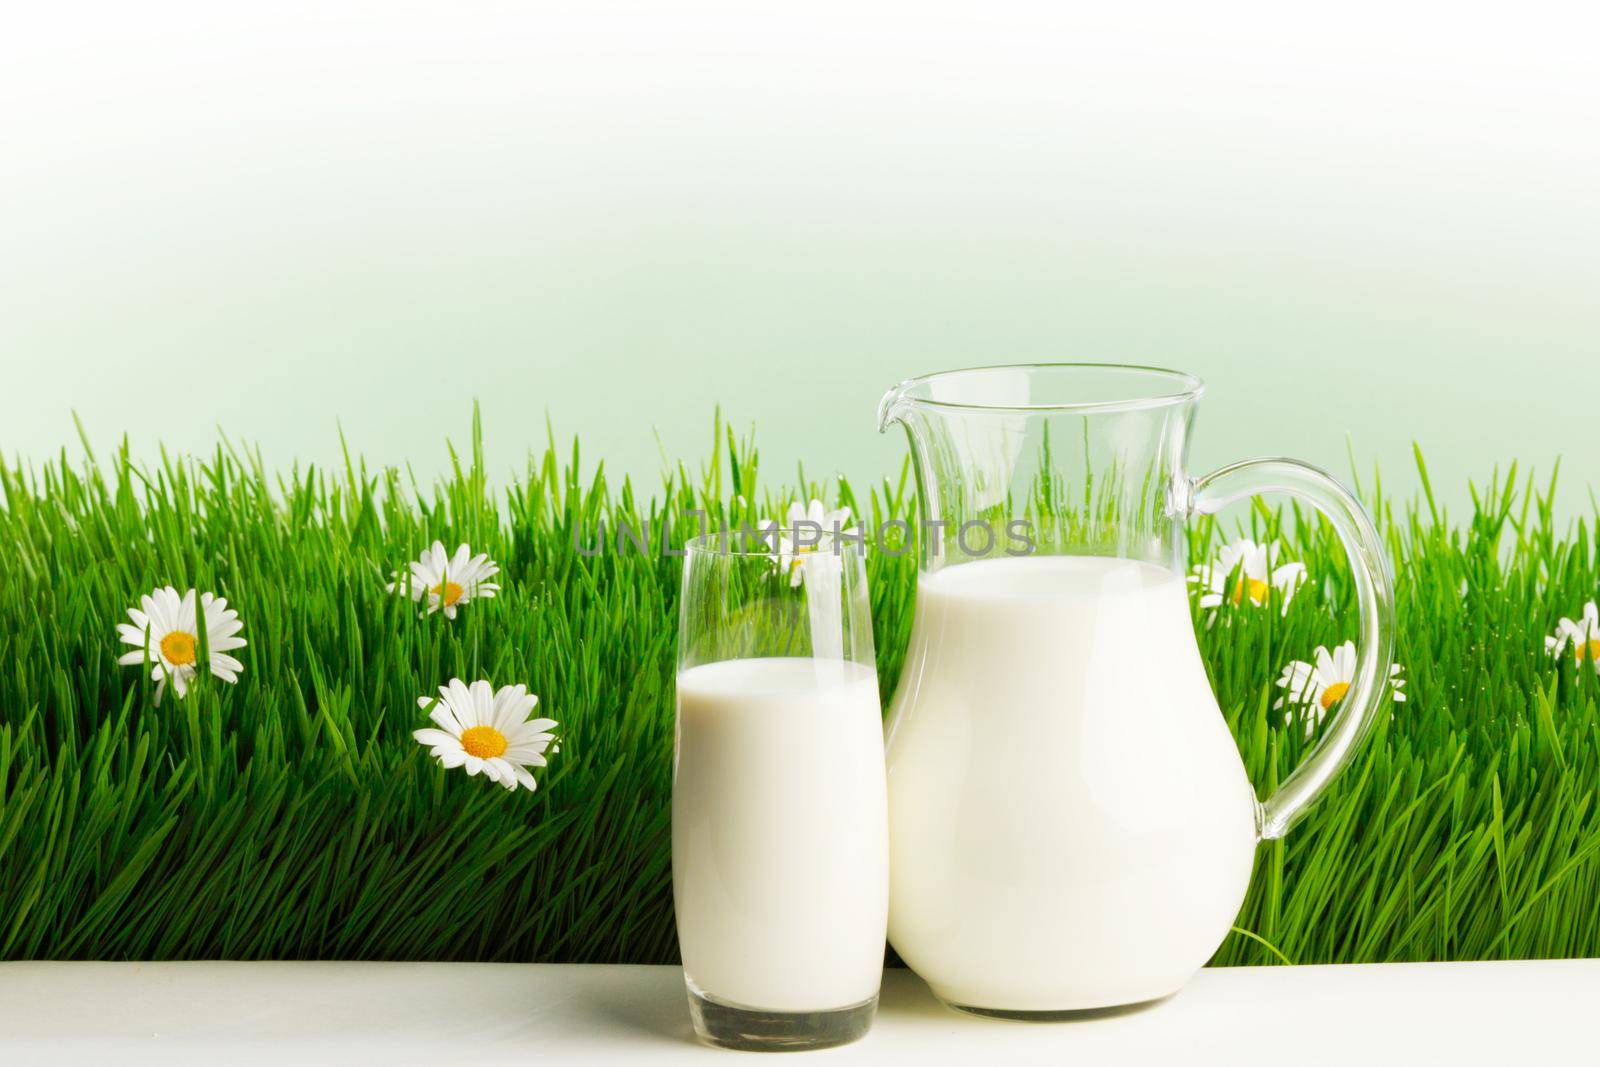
[{"xmin": 673, "ymin": 657, "xmax": 889, "ymax": 1012}]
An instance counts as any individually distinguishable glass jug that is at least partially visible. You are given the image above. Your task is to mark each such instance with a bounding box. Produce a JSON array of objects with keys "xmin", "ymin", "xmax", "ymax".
[{"xmin": 877, "ymin": 364, "xmax": 1394, "ymax": 1017}]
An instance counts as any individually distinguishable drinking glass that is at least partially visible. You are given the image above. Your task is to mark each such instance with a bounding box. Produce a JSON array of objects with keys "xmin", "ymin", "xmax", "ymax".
[{"xmin": 673, "ymin": 528, "xmax": 887, "ymax": 1051}]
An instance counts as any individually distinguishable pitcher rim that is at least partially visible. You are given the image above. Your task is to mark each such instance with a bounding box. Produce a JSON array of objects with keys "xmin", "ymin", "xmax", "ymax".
[{"xmin": 882, "ymin": 362, "xmax": 1206, "ymax": 418}]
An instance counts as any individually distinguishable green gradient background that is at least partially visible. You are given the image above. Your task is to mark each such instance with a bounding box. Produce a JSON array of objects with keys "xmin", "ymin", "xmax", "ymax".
[{"xmin": 3, "ymin": 5, "xmax": 1596, "ymax": 512}]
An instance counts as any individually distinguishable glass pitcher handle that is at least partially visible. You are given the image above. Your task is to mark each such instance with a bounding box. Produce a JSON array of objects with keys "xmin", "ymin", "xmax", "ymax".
[{"xmin": 1186, "ymin": 458, "xmax": 1396, "ymax": 840}]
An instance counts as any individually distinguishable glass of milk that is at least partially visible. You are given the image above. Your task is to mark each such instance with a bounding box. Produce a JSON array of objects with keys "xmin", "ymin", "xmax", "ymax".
[{"xmin": 673, "ymin": 527, "xmax": 887, "ymax": 1051}]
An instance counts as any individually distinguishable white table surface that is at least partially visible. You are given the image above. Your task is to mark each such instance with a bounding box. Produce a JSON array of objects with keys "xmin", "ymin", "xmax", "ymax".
[{"xmin": 0, "ymin": 959, "xmax": 1593, "ymax": 1065}]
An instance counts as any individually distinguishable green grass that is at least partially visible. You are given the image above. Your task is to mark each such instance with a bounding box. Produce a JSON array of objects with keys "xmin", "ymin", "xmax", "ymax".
[{"xmin": 2, "ymin": 413, "xmax": 1599, "ymax": 966}]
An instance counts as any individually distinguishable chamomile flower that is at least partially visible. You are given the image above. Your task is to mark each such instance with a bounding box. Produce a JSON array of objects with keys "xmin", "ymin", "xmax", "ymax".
[
  {"xmin": 1190, "ymin": 538, "xmax": 1306, "ymax": 613},
  {"xmin": 388, "ymin": 541, "xmax": 500, "ymax": 619},
  {"xmin": 761, "ymin": 499, "xmax": 859, "ymax": 588},
  {"xmin": 1274, "ymin": 640, "xmax": 1406, "ymax": 735},
  {"xmin": 413, "ymin": 679, "xmax": 557, "ymax": 792},
  {"xmin": 1545, "ymin": 601, "xmax": 1600, "ymax": 673},
  {"xmin": 116, "ymin": 586, "xmax": 247, "ymax": 705}
]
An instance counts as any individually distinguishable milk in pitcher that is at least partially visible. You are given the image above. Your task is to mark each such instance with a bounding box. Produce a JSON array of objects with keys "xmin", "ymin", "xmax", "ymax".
[{"xmin": 885, "ymin": 556, "xmax": 1259, "ymax": 1012}]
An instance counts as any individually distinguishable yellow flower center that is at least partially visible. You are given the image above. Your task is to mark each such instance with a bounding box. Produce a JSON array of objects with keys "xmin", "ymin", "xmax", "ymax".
[
  {"xmin": 1576, "ymin": 639, "xmax": 1600, "ymax": 664},
  {"xmin": 160, "ymin": 630, "xmax": 197, "ymax": 666},
  {"xmin": 431, "ymin": 581, "xmax": 465, "ymax": 607},
  {"xmin": 459, "ymin": 725, "xmax": 508, "ymax": 759},
  {"xmin": 1319, "ymin": 681, "xmax": 1350, "ymax": 711},
  {"xmin": 782, "ymin": 542, "xmax": 823, "ymax": 576},
  {"xmin": 1229, "ymin": 577, "xmax": 1270, "ymax": 605}
]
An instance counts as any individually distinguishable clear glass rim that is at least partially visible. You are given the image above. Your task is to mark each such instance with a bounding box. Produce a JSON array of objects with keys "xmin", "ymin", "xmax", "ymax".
[
  {"xmin": 684, "ymin": 532, "xmax": 865, "ymax": 558},
  {"xmin": 890, "ymin": 362, "xmax": 1205, "ymax": 415}
]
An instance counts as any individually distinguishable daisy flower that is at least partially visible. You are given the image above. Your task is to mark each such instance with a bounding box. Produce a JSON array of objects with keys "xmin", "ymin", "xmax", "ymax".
[
  {"xmin": 1275, "ymin": 640, "xmax": 1406, "ymax": 735},
  {"xmin": 1545, "ymin": 601, "xmax": 1600, "ymax": 672},
  {"xmin": 1190, "ymin": 538, "xmax": 1306, "ymax": 613},
  {"xmin": 388, "ymin": 541, "xmax": 500, "ymax": 619},
  {"xmin": 761, "ymin": 499, "xmax": 859, "ymax": 588},
  {"xmin": 413, "ymin": 679, "xmax": 557, "ymax": 792},
  {"xmin": 116, "ymin": 585, "xmax": 247, "ymax": 705}
]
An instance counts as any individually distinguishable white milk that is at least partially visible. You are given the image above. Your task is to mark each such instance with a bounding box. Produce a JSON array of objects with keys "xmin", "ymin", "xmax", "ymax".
[
  {"xmin": 885, "ymin": 556, "xmax": 1259, "ymax": 1012},
  {"xmin": 673, "ymin": 657, "xmax": 889, "ymax": 1012}
]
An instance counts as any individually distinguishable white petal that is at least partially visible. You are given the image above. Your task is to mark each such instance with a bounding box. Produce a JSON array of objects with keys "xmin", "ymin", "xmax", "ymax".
[
  {"xmin": 446, "ymin": 679, "xmax": 474, "ymax": 723},
  {"xmin": 505, "ymin": 731, "xmax": 554, "ymax": 755},
  {"xmin": 1283, "ymin": 666, "xmax": 1318, "ymax": 704},
  {"xmin": 414, "ymin": 728, "xmax": 456, "ymax": 748},
  {"xmin": 1313, "ymin": 646, "xmax": 1338, "ymax": 679},
  {"xmin": 177, "ymin": 589, "xmax": 198, "ymax": 631},
  {"xmin": 429, "ymin": 704, "xmax": 464, "ymax": 737},
  {"xmin": 207, "ymin": 607, "xmax": 241, "ymax": 629},
  {"xmin": 469, "ymin": 680, "xmax": 495, "ymax": 724},
  {"xmin": 490, "ymin": 685, "xmax": 525, "ymax": 728},
  {"xmin": 1277, "ymin": 661, "xmax": 1313, "ymax": 689}
]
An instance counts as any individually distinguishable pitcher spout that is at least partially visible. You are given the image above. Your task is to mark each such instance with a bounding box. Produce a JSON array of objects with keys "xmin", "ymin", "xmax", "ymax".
[{"xmin": 876, "ymin": 381, "xmax": 913, "ymax": 434}]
